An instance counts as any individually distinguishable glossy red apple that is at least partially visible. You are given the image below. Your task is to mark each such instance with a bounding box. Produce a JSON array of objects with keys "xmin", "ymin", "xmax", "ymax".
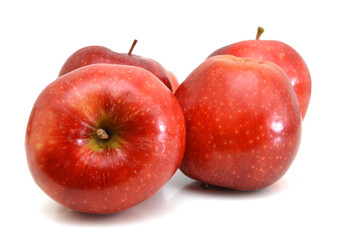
[
  {"xmin": 26, "ymin": 64, "xmax": 186, "ymax": 214},
  {"xmin": 59, "ymin": 40, "xmax": 173, "ymax": 91},
  {"xmin": 168, "ymin": 71, "xmax": 180, "ymax": 92},
  {"xmin": 175, "ymin": 55, "xmax": 302, "ymax": 191},
  {"xmin": 208, "ymin": 27, "xmax": 311, "ymax": 119}
]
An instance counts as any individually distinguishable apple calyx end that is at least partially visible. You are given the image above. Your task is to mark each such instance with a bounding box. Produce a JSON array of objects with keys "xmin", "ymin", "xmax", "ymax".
[
  {"xmin": 256, "ymin": 26, "xmax": 265, "ymax": 40},
  {"xmin": 200, "ymin": 182, "xmax": 210, "ymax": 189}
]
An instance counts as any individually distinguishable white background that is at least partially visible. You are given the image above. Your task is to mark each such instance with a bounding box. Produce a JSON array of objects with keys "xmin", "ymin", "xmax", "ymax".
[{"xmin": 1, "ymin": 0, "xmax": 336, "ymax": 239}]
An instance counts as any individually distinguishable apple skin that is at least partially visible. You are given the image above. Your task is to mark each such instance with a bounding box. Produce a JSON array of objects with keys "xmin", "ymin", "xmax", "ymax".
[
  {"xmin": 26, "ymin": 64, "xmax": 186, "ymax": 214},
  {"xmin": 208, "ymin": 38, "xmax": 311, "ymax": 119},
  {"xmin": 175, "ymin": 55, "xmax": 302, "ymax": 191},
  {"xmin": 59, "ymin": 45, "xmax": 173, "ymax": 91},
  {"xmin": 168, "ymin": 71, "xmax": 180, "ymax": 92}
]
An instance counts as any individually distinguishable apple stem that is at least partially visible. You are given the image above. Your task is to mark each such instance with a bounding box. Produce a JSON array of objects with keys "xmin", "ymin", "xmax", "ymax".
[
  {"xmin": 96, "ymin": 128, "xmax": 109, "ymax": 140},
  {"xmin": 256, "ymin": 26, "xmax": 264, "ymax": 40},
  {"xmin": 128, "ymin": 39, "xmax": 138, "ymax": 56}
]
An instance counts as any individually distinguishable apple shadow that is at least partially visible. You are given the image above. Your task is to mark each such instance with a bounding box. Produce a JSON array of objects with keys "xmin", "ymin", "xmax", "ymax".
[
  {"xmin": 166, "ymin": 169, "xmax": 290, "ymax": 201},
  {"xmin": 179, "ymin": 177, "xmax": 290, "ymax": 199},
  {"xmin": 41, "ymin": 190, "xmax": 173, "ymax": 226},
  {"xmin": 166, "ymin": 169, "xmax": 195, "ymax": 189}
]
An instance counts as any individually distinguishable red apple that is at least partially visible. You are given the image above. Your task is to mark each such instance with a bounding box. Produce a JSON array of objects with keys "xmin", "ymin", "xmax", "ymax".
[
  {"xmin": 208, "ymin": 27, "xmax": 311, "ymax": 119},
  {"xmin": 168, "ymin": 71, "xmax": 180, "ymax": 92},
  {"xmin": 26, "ymin": 64, "xmax": 186, "ymax": 214},
  {"xmin": 175, "ymin": 55, "xmax": 302, "ymax": 191},
  {"xmin": 59, "ymin": 40, "xmax": 173, "ymax": 91}
]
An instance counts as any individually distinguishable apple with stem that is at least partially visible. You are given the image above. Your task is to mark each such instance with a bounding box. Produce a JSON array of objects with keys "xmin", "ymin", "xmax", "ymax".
[
  {"xmin": 175, "ymin": 55, "xmax": 302, "ymax": 191},
  {"xmin": 208, "ymin": 27, "xmax": 311, "ymax": 119},
  {"xmin": 59, "ymin": 40, "xmax": 173, "ymax": 91},
  {"xmin": 26, "ymin": 64, "xmax": 186, "ymax": 214}
]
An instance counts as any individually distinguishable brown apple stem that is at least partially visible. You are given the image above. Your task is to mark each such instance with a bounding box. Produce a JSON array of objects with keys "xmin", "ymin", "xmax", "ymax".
[
  {"xmin": 256, "ymin": 26, "xmax": 265, "ymax": 40},
  {"xmin": 96, "ymin": 128, "xmax": 109, "ymax": 140},
  {"xmin": 128, "ymin": 39, "xmax": 138, "ymax": 56}
]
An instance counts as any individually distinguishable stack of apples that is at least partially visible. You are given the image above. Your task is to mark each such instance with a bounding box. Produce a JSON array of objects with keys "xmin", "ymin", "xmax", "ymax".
[{"xmin": 25, "ymin": 27, "xmax": 311, "ymax": 214}]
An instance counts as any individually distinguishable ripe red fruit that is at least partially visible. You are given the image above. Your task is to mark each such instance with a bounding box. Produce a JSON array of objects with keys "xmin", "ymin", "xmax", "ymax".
[
  {"xmin": 26, "ymin": 64, "xmax": 186, "ymax": 214},
  {"xmin": 59, "ymin": 40, "xmax": 173, "ymax": 91},
  {"xmin": 175, "ymin": 55, "xmax": 302, "ymax": 191},
  {"xmin": 208, "ymin": 27, "xmax": 311, "ymax": 119}
]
